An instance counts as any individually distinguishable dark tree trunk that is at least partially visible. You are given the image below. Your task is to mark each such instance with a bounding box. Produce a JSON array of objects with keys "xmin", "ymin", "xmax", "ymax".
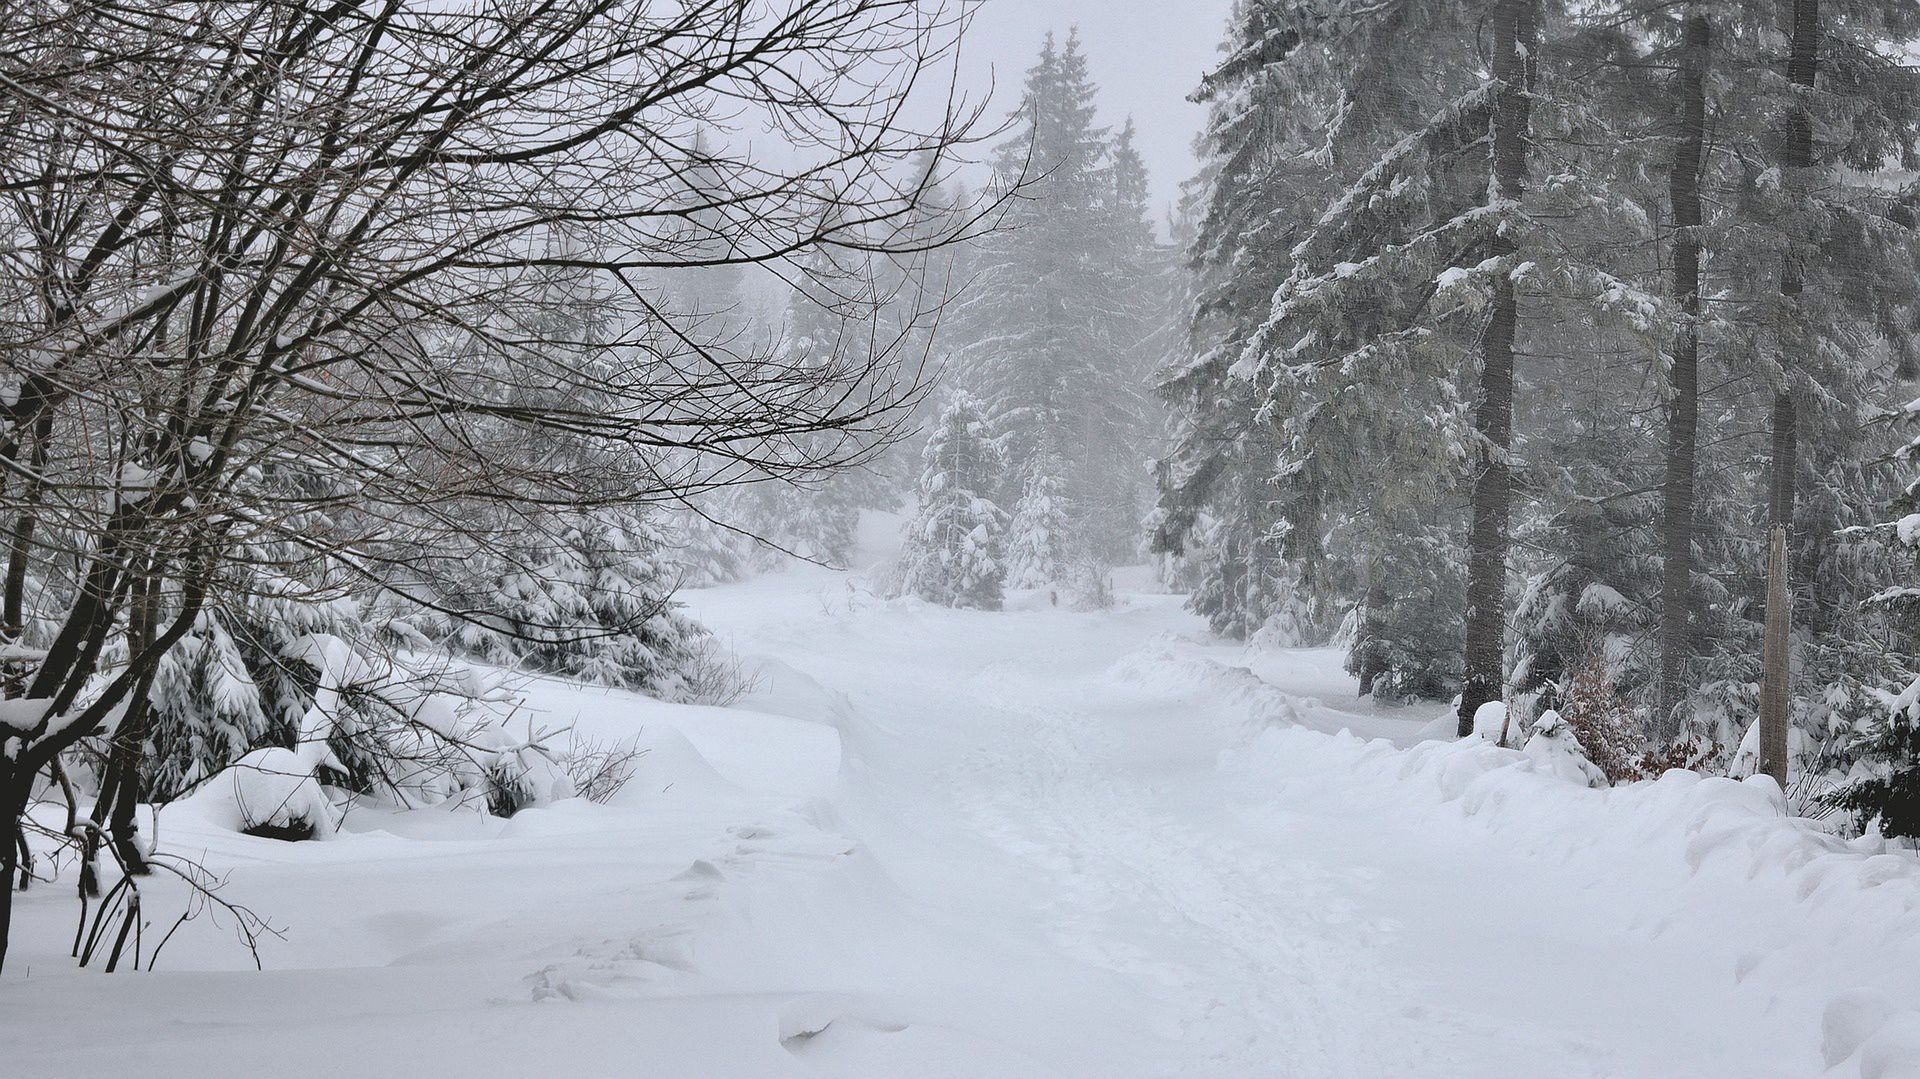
[
  {"xmin": 2, "ymin": 411, "xmax": 54, "ymax": 655},
  {"xmin": 1657, "ymin": 11, "xmax": 1710, "ymax": 739},
  {"xmin": 1760, "ymin": 526, "xmax": 1792, "ymax": 787},
  {"xmin": 1356, "ymin": 581, "xmax": 1388, "ymax": 698},
  {"xmin": 0, "ymin": 776, "xmax": 25, "ymax": 974},
  {"xmin": 1457, "ymin": 0, "xmax": 1537, "ymax": 736},
  {"xmin": 1768, "ymin": 390, "xmax": 1799, "ymax": 530},
  {"xmin": 2, "ymin": 548, "xmax": 217, "ymax": 975},
  {"xmin": 105, "ymin": 571, "xmax": 158, "ymax": 875}
]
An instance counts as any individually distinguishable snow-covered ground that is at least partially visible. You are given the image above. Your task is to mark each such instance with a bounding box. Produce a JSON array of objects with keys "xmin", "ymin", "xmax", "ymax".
[{"xmin": 7, "ymin": 518, "xmax": 1920, "ymax": 1078}]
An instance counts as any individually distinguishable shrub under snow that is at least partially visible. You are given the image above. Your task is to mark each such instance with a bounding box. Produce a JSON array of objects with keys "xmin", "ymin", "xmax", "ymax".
[{"xmin": 1521, "ymin": 711, "xmax": 1609, "ymax": 789}]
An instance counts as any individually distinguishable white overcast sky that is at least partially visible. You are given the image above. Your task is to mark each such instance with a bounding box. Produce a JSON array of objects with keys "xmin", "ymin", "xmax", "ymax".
[{"xmin": 953, "ymin": 0, "xmax": 1237, "ymax": 220}]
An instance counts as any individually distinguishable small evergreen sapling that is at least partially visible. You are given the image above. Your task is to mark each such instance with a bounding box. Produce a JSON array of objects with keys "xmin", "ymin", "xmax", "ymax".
[
  {"xmin": 1006, "ymin": 458, "xmax": 1073, "ymax": 589},
  {"xmin": 1523, "ymin": 711, "xmax": 1610, "ymax": 789},
  {"xmin": 896, "ymin": 395, "xmax": 1008, "ymax": 610}
]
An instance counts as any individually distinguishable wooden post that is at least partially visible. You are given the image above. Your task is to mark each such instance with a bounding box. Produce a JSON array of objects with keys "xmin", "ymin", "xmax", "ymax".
[{"xmin": 1758, "ymin": 524, "xmax": 1791, "ymax": 788}]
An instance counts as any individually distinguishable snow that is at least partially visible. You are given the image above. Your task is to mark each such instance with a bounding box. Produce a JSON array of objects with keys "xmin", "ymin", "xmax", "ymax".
[
  {"xmin": 117, "ymin": 462, "xmax": 157, "ymax": 501},
  {"xmin": 1898, "ymin": 513, "xmax": 1920, "ymax": 548},
  {"xmin": 0, "ymin": 697, "xmax": 53, "ymax": 734},
  {"xmin": 1470, "ymin": 698, "xmax": 1509, "ymax": 742},
  {"xmin": 1730, "ymin": 714, "xmax": 1814, "ymax": 778},
  {"xmin": 10, "ymin": 518, "xmax": 1920, "ymax": 1076},
  {"xmin": 185, "ymin": 746, "xmax": 339, "ymax": 839}
]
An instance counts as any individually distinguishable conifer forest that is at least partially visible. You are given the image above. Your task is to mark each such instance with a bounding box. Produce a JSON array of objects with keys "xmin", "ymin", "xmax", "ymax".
[{"xmin": 3, "ymin": 3, "xmax": 1920, "ymax": 1077}]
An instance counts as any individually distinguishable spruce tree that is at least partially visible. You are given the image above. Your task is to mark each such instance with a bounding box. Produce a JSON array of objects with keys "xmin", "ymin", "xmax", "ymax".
[
  {"xmin": 1154, "ymin": 0, "xmax": 1339, "ymax": 643},
  {"xmin": 897, "ymin": 395, "xmax": 1007, "ymax": 610},
  {"xmin": 951, "ymin": 30, "xmax": 1145, "ymax": 561},
  {"xmin": 1006, "ymin": 450, "xmax": 1074, "ymax": 590}
]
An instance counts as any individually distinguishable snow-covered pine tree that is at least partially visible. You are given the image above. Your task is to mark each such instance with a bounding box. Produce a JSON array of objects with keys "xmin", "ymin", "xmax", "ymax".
[
  {"xmin": 1154, "ymin": 0, "xmax": 1342, "ymax": 643},
  {"xmin": 665, "ymin": 505, "xmax": 752, "ymax": 587},
  {"xmin": 896, "ymin": 395, "xmax": 1007, "ymax": 610},
  {"xmin": 1006, "ymin": 448, "xmax": 1074, "ymax": 590},
  {"xmin": 1744, "ymin": 0, "xmax": 1918, "ymax": 761},
  {"xmin": 1581, "ymin": 0, "xmax": 1920, "ymax": 747},
  {"xmin": 1339, "ymin": 503, "xmax": 1467, "ymax": 702},
  {"xmin": 500, "ymin": 509, "xmax": 707, "ymax": 696},
  {"xmin": 146, "ymin": 612, "xmax": 269, "ymax": 799},
  {"xmin": 950, "ymin": 31, "xmax": 1140, "ymax": 561},
  {"xmin": 1217, "ymin": 0, "xmax": 1495, "ymax": 690},
  {"xmin": 1081, "ymin": 118, "xmax": 1172, "ymax": 560},
  {"xmin": 1833, "ymin": 412, "xmax": 1920, "ymax": 835},
  {"xmin": 141, "ymin": 453, "xmax": 376, "ymax": 801},
  {"xmin": 1220, "ymin": 0, "xmax": 1719, "ymax": 724},
  {"xmin": 407, "ymin": 248, "xmax": 713, "ymax": 700}
]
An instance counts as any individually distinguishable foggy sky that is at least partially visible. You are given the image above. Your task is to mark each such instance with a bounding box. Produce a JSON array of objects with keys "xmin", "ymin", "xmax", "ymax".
[{"xmin": 955, "ymin": 0, "xmax": 1237, "ymax": 224}]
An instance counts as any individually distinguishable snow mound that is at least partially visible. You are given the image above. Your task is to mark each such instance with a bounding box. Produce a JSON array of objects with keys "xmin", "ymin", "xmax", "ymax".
[
  {"xmin": 1469, "ymin": 700, "xmax": 1509, "ymax": 743},
  {"xmin": 1851, "ymin": 1012, "xmax": 1920, "ymax": 1079},
  {"xmin": 1231, "ymin": 723, "xmax": 1920, "ymax": 1076},
  {"xmin": 665, "ymin": 705, "xmax": 842, "ymax": 798},
  {"xmin": 1410, "ymin": 710, "xmax": 1459, "ymax": 743},
  {"xmin": 609, "ymin": 725, "xmax": 740, "ymax": 808},
  {"xmin": 184, "ymin": 746, "xmax": 338, "ymax": 839},
  {"xmin": 1110, "ymin": 640, "xmax": 1306, "ymax": 730},
  {"xmin": 776, "ymin": 995, "xmax": 1053, "ymax": 1078},
  {"xmin": 1828, "ymin": 990, "xmax": 1900, "ymax": 1069},
  {"xmin": 735, "ymin": 654, "xmax": 853, "ymax": 730}
]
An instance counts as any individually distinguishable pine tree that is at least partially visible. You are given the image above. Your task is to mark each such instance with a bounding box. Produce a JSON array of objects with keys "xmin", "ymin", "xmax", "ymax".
[
  {"xmin": 508, "ymin": 510, "xmax": 708, "ymax": 697},
  {"xmin": 1220, "ymin": 0, "xmax": 1506, "ymax": 697},
  {"xmin": 665, "ymin": 505, "xmax": 752, "ymax": 587},
  {"xmin": 146, "ymin": 612, "xmax": 269, "ymax": 798},
  {"xmin": 896, "ymin": 395, "xmax": 1007, "ymax": 610},
  {"xmin": 411, "ymin": 250, "xmax": 714, "ymax": 699},
  {"xmin": 1593, "ymin": 0, "xmax": 1920, "ymax": 744},
  {"xmin": 1006, "ymin": 452, "xmax": 1074, "ymax": 590},
  {"xmin": 1083, "ymin": 118, "xmax": 1170, "ymax": 559},
  {"xmin": 950, "ymin": 30, "xmax": 1148, "ymax": 562},
  {"xmin": 1656, "ymin": 7, "xmax": 1710, "ymax": 737},
  {"xmin": 1154, "ymin": 0, "xmax": 1344, "ymax": 643}
]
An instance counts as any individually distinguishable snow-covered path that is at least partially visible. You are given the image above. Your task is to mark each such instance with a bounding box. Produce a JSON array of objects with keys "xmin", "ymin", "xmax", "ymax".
[
  {"xmin": 689, "ymin": 565, "xmax": 1830, "ymax": 1079},
  {"xmin": 8, "ymin": 543, "xmax": 1920, "ymax": 1077}
]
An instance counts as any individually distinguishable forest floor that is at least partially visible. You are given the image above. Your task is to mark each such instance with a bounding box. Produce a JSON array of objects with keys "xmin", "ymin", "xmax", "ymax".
[{"xmin": 6, "ymin": 515, "xmax": 1920, "ymax": 1077}]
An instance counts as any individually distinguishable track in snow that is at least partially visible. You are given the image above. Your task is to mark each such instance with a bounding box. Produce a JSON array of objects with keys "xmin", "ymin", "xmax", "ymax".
[{"xmin": 692, "ymin": 563, "xmax": 1841, "ymax": 1078}]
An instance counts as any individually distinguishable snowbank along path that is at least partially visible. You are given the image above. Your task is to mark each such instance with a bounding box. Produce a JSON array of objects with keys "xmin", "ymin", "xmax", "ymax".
[{"xmin": 7, "ymin": 516, "xmax": 1920, "ymax": 1078}]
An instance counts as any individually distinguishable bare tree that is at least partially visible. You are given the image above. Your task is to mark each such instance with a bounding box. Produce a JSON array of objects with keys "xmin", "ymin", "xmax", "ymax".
[{"xmin": 0, "ymin": 0, "xmax": 998, "ymax": 971}]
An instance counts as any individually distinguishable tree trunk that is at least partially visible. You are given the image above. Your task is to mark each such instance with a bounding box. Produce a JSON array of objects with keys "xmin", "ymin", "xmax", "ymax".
[
  {"xmin": 1759, "ymin": 525, "xmax": 1791, "ymax": 787},
  {"xmin": 1357, "ymin": 580, "xmax": 1388, "ymax": 698},
  {"xmin": 1749, "ymin": 0, "xmax": 1819, "ymax": 773},
  {"xmin": 0, "ymin": 775, "xmax": 25, "ymax": 974},
  {"xmin": 2, "ymin": 411, "xmax": 54, "ymax": 656},
  {"xmin": 1457, "ymin": 0, "xmax": 1537, "ymax": 736},
  {"xmin": 105, "ymin": 570, "xmax": 158, "ymax": 875},
  {"xmin": 1769, "ymin": 0, "xmax": 1817, "ymax": 531},
  {"xmin": 1768, "ymin": 390, "xmax": 1798, "ymax": 530},
  {"xmin": 1657, "ymin": 11, "xmax": 1709, "ymax": 739}
]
